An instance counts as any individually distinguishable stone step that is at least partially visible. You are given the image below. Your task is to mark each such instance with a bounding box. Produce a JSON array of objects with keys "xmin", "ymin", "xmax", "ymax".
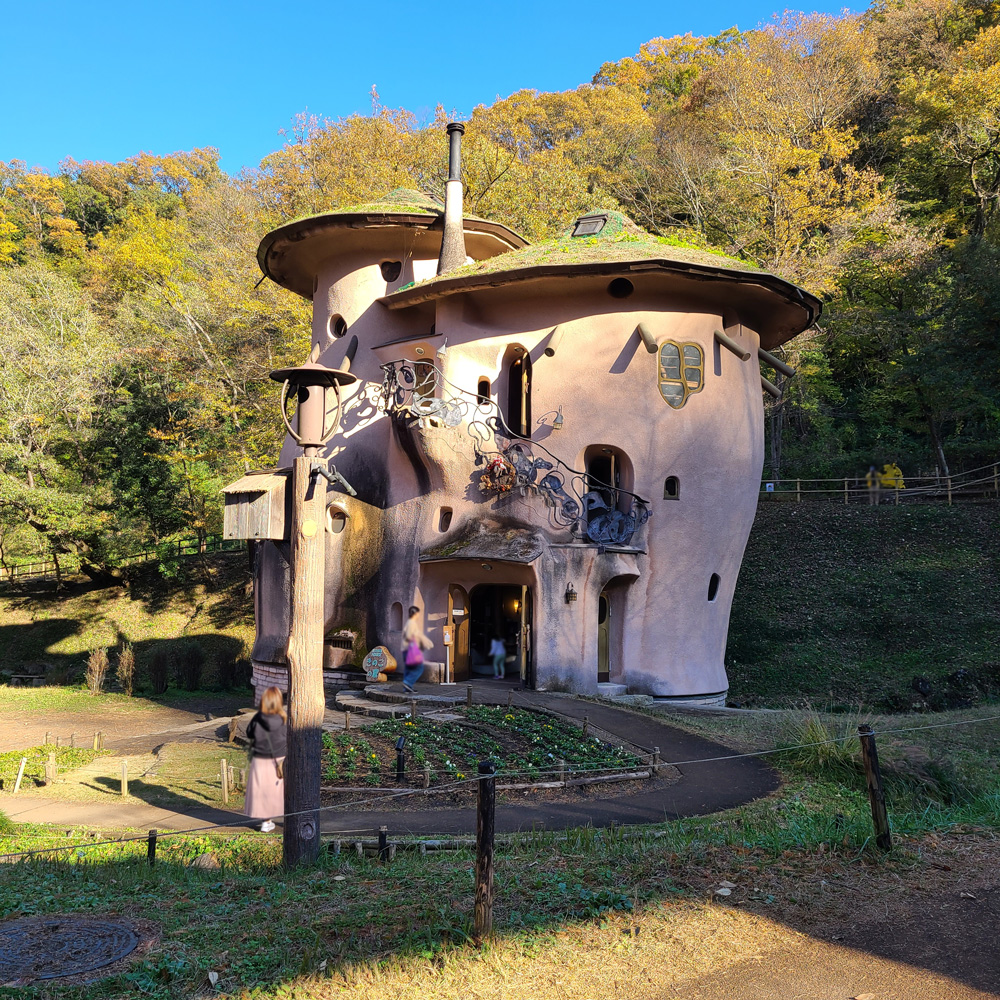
[
  {"xmin": 334, "ymin": 692, "xmax": 413, "ymax": 719},
  {"xmin": 362, "ymin": 684, "xmax": 465, "ymax": 707},
  {"xmin": 596, "ymin": 682, "xmax": 628, "ymax": 698}
]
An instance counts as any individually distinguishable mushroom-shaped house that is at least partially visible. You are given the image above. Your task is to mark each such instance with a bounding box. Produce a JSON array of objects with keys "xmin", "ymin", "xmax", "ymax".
[{"xmin": 228, "ymin": 140, "xmax": 821, "ymax": 707}]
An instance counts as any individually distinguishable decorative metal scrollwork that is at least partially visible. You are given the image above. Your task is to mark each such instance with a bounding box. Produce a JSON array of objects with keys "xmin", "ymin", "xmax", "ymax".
[{"xmin": 378, "ymin": 359, "xmax": 650, "ymax": 546}]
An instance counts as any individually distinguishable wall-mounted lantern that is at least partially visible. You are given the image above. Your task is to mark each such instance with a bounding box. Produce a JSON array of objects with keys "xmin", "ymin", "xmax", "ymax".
[{"xmin": 565, "ymin": 583, "xmax": 578, "ymax": 604}]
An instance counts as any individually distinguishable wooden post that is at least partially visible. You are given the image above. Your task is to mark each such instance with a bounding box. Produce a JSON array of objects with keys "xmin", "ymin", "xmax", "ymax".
[
  {"xmin": 652, "ymin": 746, "xmax": 661, "ymax": 777},
  {"xmin": 582, "ymin": 715, "xmax": 589, "ymax": 737},
  {"xmin": 147, "ymin": 829, "xmax": 157, "ymax": 866},
  {"xmin": 858, "ymin": 724, "xmax": 891, "ymax": 851},
  {"xmin": 284, "ymin": 454, "xmax": 327, "ymax": 869},
  {"xmin": 994, "ymin": 464, "xmax": 998, "ymax": 496},
  {"xmin": 473, "ymin": 760, "xmax": 497, "ymax": 943},
  {"xmin": 46, "ymin": 752, "xmax": 56, "ymax": 785},
  {"xmin": 93, "ymin": 731, "xmax": 99, "ymax": 750},
  {"xmin": 120, "ymin": 760, "xmax": 128, "ymax": 797},
  {"xmin": 894, "ymin": 486, "xmax": 899, "ymax": 505},
  {"xmin": 69, "ymin": 733, "xmax": 75, "ymax": 748},
  {"xmin": 56, "ymin": 735, "xmax": 61, "ymax": 748},
  {"xmin": 947, "ymin": 476, "xmax": 953, "ymax": 505},
  {"xmin": 423, "ymin": 763, "xmax": 431, "ymax": 789},
  {"xmin": 44, "ymin": 732, "xmax": 51, "ymax": 746},
  {"xmin": 507, "ymin": 690, "xmax": 513, "ymax": 709},
  {"xmin": 221, "ymin": 759, "xmax": 230, "ymax": 804},
  {"xmin": 99, "ymin": 732, "xmax": 104, "ymax": 750},
  {"xmin": 344, "ymin": 710, "xmax": 350, "ymax": 732},
  {"xmin": 557, "ymin": 758, "xmax": 566, "ymax": 784},
  {"xmin": 466, "ymin": 684, "xmax": 473, "ymax": 707},
  {"xmin": 796, "ymin": 479, "xmax": 801, "ymax": 503},
  {"xmin": 13, "ymin": 757, "xmax": 27, "ymax": 794},
  {"xmin": 378, "ymin": 826, "xmax": 389, "ymax": 863},
  {"xmin": 410, "ymin": 699, "xmax": 417, "ymax": 720},
  {"xmin": 844, "ymin": 477, "xmax": 848, "ymax": 505}
]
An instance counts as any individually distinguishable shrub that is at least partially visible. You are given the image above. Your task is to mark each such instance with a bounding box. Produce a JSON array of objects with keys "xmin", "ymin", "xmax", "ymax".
[
  {"xmin": 177, "ymin": 641, "xmax": 205, "ymax": 692},
  {"xmin": 85, "ymin": 648, "xmax": 109, "ymax": 696},
  {"xmin": 149, "ymin": 649, "xmax": 170, "ymax": 695},
  {"xmin": 216, "ymin": 652, "xmax": 236, "ymax": 691},
  {"xmin": 116, "ymin": 643, "xmax": 136, "ymax": 697}
]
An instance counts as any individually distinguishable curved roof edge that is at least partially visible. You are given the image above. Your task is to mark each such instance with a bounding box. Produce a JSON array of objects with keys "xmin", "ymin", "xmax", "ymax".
[
  {"xmin": 257, "ymin": 210, "xmax": 530, "ymax": 292},
  {"xmin": 381, "ymin": 257, "xmax": 822, "ymax": 346}
]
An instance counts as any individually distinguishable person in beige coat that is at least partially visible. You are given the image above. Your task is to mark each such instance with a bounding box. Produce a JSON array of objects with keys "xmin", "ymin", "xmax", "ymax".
[{"xmin": 401, "ymin": 605, "xmax": 434, "ymax": 692}]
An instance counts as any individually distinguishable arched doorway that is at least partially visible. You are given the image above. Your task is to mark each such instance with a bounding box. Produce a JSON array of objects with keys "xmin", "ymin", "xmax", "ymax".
[
  {"xmin": 597, "ymin": 576, "xmax": 633, "ymax": 684},
  {"xmin": 504, "ymin": 347, "xmax": 532, "ymax": 437}
]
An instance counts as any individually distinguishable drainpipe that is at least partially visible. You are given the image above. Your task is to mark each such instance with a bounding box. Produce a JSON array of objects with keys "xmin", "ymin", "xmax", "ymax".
[{"xmin": 437, "ymin": 122, "xmax": 467, "ymax": 275}]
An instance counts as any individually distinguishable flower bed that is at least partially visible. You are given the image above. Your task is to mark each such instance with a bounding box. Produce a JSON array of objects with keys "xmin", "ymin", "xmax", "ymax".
[{"xmin": 320, "ymin": 707, "xmax": 641, "ymax": 789}]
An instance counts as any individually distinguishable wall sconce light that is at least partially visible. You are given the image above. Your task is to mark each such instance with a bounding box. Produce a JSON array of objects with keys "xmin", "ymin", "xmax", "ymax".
[
  {"xmin": 436, "ymin": 338, "xmax": 448, "ymax": 363},
  {"xmin": 553, "ymin": 406, "xmax": 564, "ymax": 430},
  {"xmin": 565, "ymin": 583, "xmax": 578, "ymax": 604}
]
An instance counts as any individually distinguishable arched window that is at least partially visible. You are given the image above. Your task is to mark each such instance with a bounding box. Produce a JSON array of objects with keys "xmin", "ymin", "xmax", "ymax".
[
  {"xmin": 390, "ymin": 602, "xmax": 403, "ymax": 631},
  {"xmin": 708, "ymin": 574, "xmax": 721, "ymax": 602},
  {"xmin": 584, "ymin": 446, "xmax": 634, "ymax": 515},
  {"xmin": 438, "ymin": 507, "xmax": 453, "ymax": 532},
  {"xmin": 505, "ymin": 348, "xmax": 532, "ymax": 436},
  {"xmin": 477, "ymin": 377, "xmax": 491, "ymax": 405},
  {"xmin": 664, "ymin": 476, "xmax": 679, "ymax": 500}
]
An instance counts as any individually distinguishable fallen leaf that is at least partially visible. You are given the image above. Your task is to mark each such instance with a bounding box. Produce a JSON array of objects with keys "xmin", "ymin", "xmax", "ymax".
[
  {"xmin": 208, "ymin": 971, "xmax": 219, "ymax": 987},
  {"xmin": 718, "ymin": 880, "xmax": 737, "ymax": 889},
  {"xmin": 960, "ymin": 892, "xmax": 977, "ymax": 899},
  {"xmin": 333, "ymin": 875, "xmax": 347, "ymax": 881},
  {"xmin": 714, "ymin": 888, "xmax": 732, "ymax": 897},
  {"xmin": 318, "ymin": 960, "xmax": 328, "ymax": 972},
  {"xmin": 851, "ymin": 993, "xmax": 876, "ymax": 1000}
]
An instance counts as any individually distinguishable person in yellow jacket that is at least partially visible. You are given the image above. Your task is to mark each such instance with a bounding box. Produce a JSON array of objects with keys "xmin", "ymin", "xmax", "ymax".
[{"xmin": 879, "ymin": 462, "xmax": 905, "ymax": 491}]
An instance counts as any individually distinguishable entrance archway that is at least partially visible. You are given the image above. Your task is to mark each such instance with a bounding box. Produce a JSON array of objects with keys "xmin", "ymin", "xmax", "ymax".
[
  {"xmin": 448, "ymin": 585, "xmax": 470, "ymax": 682},
  {"xmin": 468, "ymin": 583, "xmax": 533, "ymax": 686}
]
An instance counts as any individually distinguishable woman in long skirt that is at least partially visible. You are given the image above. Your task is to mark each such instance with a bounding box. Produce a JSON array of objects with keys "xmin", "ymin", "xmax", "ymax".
[{"xmin": 245, "ymin": 686, "xmax": 286, "ymax": 832}]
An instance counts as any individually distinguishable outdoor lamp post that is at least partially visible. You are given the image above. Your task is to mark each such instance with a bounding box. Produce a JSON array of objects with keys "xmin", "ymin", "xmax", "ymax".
[{"xmin": 270, "ymin": 342, "xmax": 357, "ymax": 868}]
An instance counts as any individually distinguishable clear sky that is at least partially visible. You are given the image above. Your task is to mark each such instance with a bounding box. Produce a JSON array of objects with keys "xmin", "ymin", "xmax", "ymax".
[{"xmin": 2, "ymin": 0, "xmax": 858, "ymax": 175}]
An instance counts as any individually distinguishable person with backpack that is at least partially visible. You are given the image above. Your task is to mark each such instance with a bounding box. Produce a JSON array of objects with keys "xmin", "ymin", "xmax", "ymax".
[{"xmin": 401, "ymin": 605, "xmax": 434, "ymax": 693}]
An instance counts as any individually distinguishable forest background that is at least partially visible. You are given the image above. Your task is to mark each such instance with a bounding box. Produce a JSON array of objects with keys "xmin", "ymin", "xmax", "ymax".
[{"xmin": 2, "ymin": 0, "xmax": 999, "ymax": 579}]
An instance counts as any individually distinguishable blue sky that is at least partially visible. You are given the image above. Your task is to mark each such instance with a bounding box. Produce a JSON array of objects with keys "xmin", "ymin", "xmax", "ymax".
[{"xmin": 2, "ymin": 0, "xmax": 858, "ymax": 175}]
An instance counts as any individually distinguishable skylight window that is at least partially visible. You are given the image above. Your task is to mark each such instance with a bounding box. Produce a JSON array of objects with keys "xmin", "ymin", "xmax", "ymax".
[{"xmin": 571, "ymin": 214, "xmax": 609, "ymax": 237}]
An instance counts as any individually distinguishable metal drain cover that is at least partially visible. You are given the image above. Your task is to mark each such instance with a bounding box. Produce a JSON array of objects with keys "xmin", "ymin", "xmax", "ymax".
[{"xmin": 0, "ymin": 916, "xmax": 139, "ymax": 982}]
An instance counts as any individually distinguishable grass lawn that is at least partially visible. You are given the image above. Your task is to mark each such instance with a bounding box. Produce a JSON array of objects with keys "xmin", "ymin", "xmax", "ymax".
[
  {"xmin": 1, "ymin": 704, "xmax": 998, "ymax": 998},
  {"xmin": 729, "ymin": 503, "xmax": 1000, "ymax": 709}
]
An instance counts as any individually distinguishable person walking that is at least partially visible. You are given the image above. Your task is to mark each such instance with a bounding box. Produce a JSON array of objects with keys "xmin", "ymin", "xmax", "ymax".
[
  {"xmin": 489, "ymin": 635, "xmax": 507, "ymax": 678},
  {"xmin": 401, "ymin": 605, "xmax": 433, "ymax": 693},
  {"xmin": 244, "ymin": 686, "xmax": 286, "ymax": 833}
]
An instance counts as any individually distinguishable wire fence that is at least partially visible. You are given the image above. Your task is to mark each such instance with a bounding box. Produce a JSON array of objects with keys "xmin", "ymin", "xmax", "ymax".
[
  {"xmin": 0, "ymin": 534, "xmax": 244, "ymax": 584},
  {"xmin": 5, "ymin": 709, "xmax": 999, "ymax": 866},
  {"xmin": 761, "ymin": 459, "xmax": 1000, "ymax": 505}
]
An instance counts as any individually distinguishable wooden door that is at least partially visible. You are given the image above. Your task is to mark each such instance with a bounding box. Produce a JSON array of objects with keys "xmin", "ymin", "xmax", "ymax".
[
  {"xmin": 597, "ymin": 589, "xmax": 610, "ymax": 682},
  {"xmin": 448, "ymin": 585, "xmax": 470, "ymax": 682}
]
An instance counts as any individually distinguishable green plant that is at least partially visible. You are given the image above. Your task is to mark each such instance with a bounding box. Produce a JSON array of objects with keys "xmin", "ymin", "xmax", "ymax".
[
  {"xmin": 85, "ymin": 648, "xmax": 109, "ymax": 696},
  {"xmin": 116, "ymin": 643, "xmax": 135, "ymax": 697}
]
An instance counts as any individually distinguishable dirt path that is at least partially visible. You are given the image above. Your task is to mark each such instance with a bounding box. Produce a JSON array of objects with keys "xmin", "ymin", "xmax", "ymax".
[{"xmin": 3, "ymin": 695, "xmax": 248, "ymax": 752}]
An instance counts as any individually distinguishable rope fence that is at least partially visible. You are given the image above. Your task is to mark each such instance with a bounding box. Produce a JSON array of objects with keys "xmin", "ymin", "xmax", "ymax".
[{"xmin": 5, "ymin": 710, "xmax": 999, "ymax": 866}]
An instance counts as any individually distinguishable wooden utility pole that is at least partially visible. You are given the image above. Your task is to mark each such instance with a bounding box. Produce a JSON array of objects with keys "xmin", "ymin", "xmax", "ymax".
[{"xmin": 284, "ymin": 454, "xmax": 327, "ymax": 868}]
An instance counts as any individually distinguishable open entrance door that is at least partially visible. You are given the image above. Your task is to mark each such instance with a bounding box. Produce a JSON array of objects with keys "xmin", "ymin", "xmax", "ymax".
[
  {"xmin": 448, "ymin": 585, "xmax": 470, "ymax": 683},
  {"xmin": 468, "ymin": 584, "xmax": 532, "ymax": 686}
]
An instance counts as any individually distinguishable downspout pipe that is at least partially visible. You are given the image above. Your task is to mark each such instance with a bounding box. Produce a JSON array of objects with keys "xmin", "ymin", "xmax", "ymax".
[{"xmin": 437, "ymin": 122, "xmax": 467, "ymax": 275}]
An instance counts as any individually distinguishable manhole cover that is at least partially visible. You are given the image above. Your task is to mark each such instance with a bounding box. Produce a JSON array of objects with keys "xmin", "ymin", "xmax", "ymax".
[{"xmin": 0, "ymin": 916, "xmax": 139, "ymax": 982}]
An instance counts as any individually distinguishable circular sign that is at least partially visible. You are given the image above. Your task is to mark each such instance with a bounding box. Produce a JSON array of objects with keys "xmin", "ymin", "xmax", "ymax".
[{"xmin": 301, "ymin": 519, "xmax": 318, "ymax": 537}]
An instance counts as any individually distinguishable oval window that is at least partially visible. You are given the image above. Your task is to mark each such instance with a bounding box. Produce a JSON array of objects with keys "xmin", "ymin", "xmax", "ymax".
[
  {"xmin": 380, "ymin": 260, "xmax": 402, "ymax": 282},
  {"xmin": 328, "ymin": 314, "xmax": 347, "ymax": 339}
]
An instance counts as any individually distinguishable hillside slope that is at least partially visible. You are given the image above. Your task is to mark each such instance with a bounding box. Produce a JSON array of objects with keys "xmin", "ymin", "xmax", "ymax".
[{"xmin": 728, "ymin": 502, "xmax": 1000, "ymax": 710}]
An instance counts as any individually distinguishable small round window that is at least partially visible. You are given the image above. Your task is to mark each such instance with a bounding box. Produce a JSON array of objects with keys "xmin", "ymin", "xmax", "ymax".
[
  {"xmin": 326, "ymin": 505, "xmax": 348, "ymax": 534},
  {"xmin": 328, "ymin": 314, "xmax": 347, "ymax": 339},
  {"xmin": 380, "ymin": 260, "xmax": 402, "ymax": 282},
  {"xmin": 608, "ymin": 278, "xmax": 634, "ymax": 299}
]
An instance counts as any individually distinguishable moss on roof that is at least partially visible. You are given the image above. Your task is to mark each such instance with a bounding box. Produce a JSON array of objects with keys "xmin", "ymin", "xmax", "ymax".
[{"xmin": 431, "ymin": 228, "xmax": 763, "ymax": 284}]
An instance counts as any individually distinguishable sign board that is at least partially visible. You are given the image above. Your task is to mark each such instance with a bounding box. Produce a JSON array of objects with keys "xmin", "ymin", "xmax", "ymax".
[
  {"xmin": 363, "ymin": 645, "xmax": 396, "ymax": 681},
  {"xmin": 765, "ymin": 483, "xmax": 774, "ymax": 493},
  {"xmin": 442, "ymin": 625, "xmax": 454, "ymax": 646}
]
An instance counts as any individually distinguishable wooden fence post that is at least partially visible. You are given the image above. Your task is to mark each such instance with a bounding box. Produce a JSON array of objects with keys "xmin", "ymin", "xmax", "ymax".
[
  {"xmin": 46, "ymin": 752, "xmax": 56, "ymax": 786},
  {"xmin": 121, "ymin": 760, "xmax": 128, "ymax": 797},
  {"xmin": 221, "ymin": 759, "xmax": 230, "ymax": 805},
  {"xmin": 69, "ymin": 733, "xmax": 75, "ymax": 748},
  {"xmin": 410, "ymin": 699, "xmax": 417, "ymax": 720},
  {"xmin": 474, "ymin": 760, "xmax": 497, "ymax": 943},
  {"xmin": 344, "ymin": 710, "xmax": 350, "ymax": 732},
  {"xmin": 796, "ymin": 479, "xmax": 801, "ymax": 503},
  {"xmin": 467, "ymin": 684, "xmax": 473, "ymax": 707},
  {"xmin": 582, "ymin": 714, "xmax": 589, "ymax": 737},
  {"xmin": 557, "ymin": 758, "xmax": 566, "ymax": 784},
  {"xmin": 858, "ymin": 724, "xmax": 891, "ymax": 851},
  {"xmin": 844, "ymin": 478, "xmax": 848, "ymax": 505},
  {"xmin": 93, "ymin": 731, "xmax": 99, "ymax": 750},
  {"xmin": 13, "ymin": 757, "xmax": 27, "ymax": 794},
  {"xmin": 652, "ymin": 746, "xmax": 661, "ymax": 777},
  {"xmin": 148, "ymin": 829, "xmax": 157, "ymax": 866},
  {"xmin": 947, "ymin": 476, "xmax": 953, "ymax": 505},
  {"xmin": 423, "ymin": 763, "xmax": 431, "ymax": 789},
  {"xmin": 378, "ymin": 826, "xmax": 389, "ymax": 863},
  {"xmin": 994, "ymin": 464, "xmax": 998, "ymax": 497},
  {"xmin": 44, "ymin": 732, "xmax": 51, "ymax": 746}
]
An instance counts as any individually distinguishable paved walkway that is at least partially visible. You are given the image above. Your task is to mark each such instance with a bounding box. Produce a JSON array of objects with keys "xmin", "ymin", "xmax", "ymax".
[{"xmin": 2, "ymin": 688, "xmax": 778, "ymax": 837}]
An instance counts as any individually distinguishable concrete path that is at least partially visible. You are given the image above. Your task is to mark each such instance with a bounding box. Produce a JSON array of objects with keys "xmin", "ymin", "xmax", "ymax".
[{"xmin": 3, "ymin": 689, "xmax": 778, "ymax": 838}]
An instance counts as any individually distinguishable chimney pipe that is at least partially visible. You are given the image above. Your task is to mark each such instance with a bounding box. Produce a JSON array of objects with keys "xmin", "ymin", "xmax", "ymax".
[{"xmin": 437, "ymin": 122, "xmax": 467, "ymax": 275}]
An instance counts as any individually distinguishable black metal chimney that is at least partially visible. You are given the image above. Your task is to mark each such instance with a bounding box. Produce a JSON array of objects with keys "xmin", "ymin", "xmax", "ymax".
[{"xmin": 437, "ymin": 122, "xmax": 467, "ymax": 275}]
